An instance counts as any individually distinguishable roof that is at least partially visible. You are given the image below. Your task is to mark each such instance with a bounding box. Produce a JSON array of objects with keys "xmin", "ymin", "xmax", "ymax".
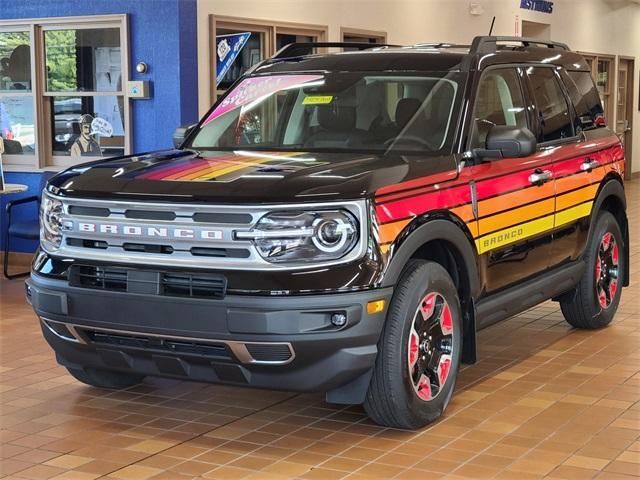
[{"xmin": 254, "ymin": 37, "xmax": 590, "ymax": 74}]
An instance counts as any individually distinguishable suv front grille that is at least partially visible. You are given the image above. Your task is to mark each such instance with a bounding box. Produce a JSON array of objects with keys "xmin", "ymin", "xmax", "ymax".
[
  {"xmin": 48, "ymin": 195, "xmax": 366, "ymax": 271},
  {"xmin": 69, "ymin": 265, "xmax": 227, "ymax": 299}
]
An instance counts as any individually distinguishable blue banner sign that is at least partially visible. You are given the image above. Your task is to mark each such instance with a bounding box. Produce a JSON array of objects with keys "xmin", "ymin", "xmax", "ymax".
[
  {"xmin": 520, "ymin": 0, "xmax": 554, "ymax": 13},
  {"xmin": 216, "ymin": 32, "xmax": 251, "ymax": 86}
]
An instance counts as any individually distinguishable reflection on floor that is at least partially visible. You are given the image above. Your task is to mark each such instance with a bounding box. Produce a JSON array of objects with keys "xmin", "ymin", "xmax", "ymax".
[{"xmin": 1, "ymin": 179, "xmax": 638, "ymax": 480}]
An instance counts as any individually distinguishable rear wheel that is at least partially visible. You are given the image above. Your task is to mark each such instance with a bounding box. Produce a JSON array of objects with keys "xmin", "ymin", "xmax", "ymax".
[
  {"xmin": 560, "ymin": 211, "xmax": 625, "ymax": 329},
  {"xmin": 364, "ymin": 260, "xmax": 462, "ymax": 429},
  {"xmin": 67, "ymin": 367, "xmax": 144, "ymax": 389}
]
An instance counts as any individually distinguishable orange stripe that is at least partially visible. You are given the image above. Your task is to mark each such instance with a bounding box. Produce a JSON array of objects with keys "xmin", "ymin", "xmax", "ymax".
[
  {"xmin": 555, "ymin": 167, "xmax": 605, "ymax": 194},
  {"xmin": 450, "ymin": 204, "xmax": 475, "ymax": 223},
  {"xmin": 478, "ymin": 182, "xmax": 554, "ymax": 217},
  {"xmin": 556, "ymin": 184, "xmax": 599, "ymax": 211},
  {"xmin": 173, "ymin": 160, "xmax": 241, "ymax": 181},
  {"xmin": 378, "ymin": 219, "xmax": 411, "ymax": 244},
  {"xmin": 479, "ymin": 198, "xmax": 554, "ymax": 235}
]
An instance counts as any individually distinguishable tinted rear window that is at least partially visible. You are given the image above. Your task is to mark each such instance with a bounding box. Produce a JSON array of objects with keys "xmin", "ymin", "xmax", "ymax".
[
  {"xmin": 526, "ymin": 67, "xmax": 574, "ymax": 143},
  {"xmin": 563, "ymin": 70, "xmax": 605, "ymax": 131}
]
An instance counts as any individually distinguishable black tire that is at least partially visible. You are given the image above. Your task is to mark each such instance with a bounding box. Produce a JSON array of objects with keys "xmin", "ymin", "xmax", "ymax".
[
  {"xmin": 67, "ymin": 367, "xmax": 145, "ymax": 389},
  {"xmin": 559, "ymin": 211, "xmax": 625, "ymax": 329},
  {"xmin": 364, "ymin": 260, "xmax": 462, "ymax": 429}
]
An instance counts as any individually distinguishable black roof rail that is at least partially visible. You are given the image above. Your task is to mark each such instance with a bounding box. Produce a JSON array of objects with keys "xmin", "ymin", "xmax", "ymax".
[
  {"xmin": 271, "ymin": 42, "xmax": 397, "ymax": 60},
  {"xmin": 470, "ymin": 36, "xmax": 570, "ymax": 54},
  {"xmin": 413, "ymin": 42, "xmax": 470, "ymax": 49}
]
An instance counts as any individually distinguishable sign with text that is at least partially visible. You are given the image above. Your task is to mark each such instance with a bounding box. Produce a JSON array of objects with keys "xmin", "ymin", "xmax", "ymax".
[
  {"xmin": 520, "ymin": 0, "xmax": 554, "ymax": 14},
  {"xmin": 204, "ymin": 74, "xmax": 324, "ymax": 124},
  {"xmin": 216, "ymin": 32, "xmax": 251, "ymax": 86}
]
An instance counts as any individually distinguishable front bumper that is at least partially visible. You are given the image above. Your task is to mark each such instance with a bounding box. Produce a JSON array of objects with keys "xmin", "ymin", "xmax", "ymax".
[{"xmin": 27, "ymin": 273, "xmax": 392, "ymax": 402}]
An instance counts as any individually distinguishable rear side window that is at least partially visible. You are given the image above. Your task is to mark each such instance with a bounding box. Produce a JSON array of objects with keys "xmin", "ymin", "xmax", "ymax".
[
  {"xmin": 563, "ymin": 70, "xmax": 605, "ymax": 131},
  {"xmin": 470, "ymin": 68, "xmax": 528, "ymax": 149},
  {"xmin": 526, "ymin": 67, "xmax": 574, "ymax": 142}
]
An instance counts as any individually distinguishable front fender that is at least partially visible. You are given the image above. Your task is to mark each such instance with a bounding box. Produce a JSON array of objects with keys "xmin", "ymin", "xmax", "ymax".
[{"xmin": 380, "ymin": 216, "xmax": 480, "ymax": 299}]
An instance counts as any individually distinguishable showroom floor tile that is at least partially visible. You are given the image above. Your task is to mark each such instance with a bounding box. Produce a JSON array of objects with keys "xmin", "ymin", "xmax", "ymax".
[{"xmin": 1, "ymin": 178, "xmax": 639, "ymax": 480}]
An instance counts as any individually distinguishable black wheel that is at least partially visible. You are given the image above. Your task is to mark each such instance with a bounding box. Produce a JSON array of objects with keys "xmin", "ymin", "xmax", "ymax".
[
  {"xmin": 67, "ymin": 367, "xmax": 145, "ymax": 389},
  {"xmin": 559, "ymin": 211, "xmax": 625, "ymax": 329},
  {"xmin": 364, "ymin": 260, "xmax": 462, "ymax": 429}
]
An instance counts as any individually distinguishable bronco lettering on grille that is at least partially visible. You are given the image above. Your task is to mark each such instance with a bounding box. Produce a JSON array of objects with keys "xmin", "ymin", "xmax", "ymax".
[{"xmin": 76, "ymin": 222, "xmax": 223, "ymax": 240}]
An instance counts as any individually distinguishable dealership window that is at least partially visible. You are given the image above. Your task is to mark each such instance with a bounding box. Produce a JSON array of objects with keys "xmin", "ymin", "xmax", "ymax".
[
  {"xmin": 581, "ymin": 53, "xmax": 614, "ymax": 125},
  {"xmin": 341, "ymin": 27, "xmax": 387, "ymax": 51},
  {"xmin": 44, "ymin": 27, "xmax": 126, "ymax": 164},
  {"xmin": 0, "ymin": 29, "xmax": 36, "ymax": 166},
  {"xmin": 210, "ymin": 16, "xmax": 327, "ymax": 102},
  {"xmin": 0, "ymin": 16, "xmax": 129, "ymax": 171}
]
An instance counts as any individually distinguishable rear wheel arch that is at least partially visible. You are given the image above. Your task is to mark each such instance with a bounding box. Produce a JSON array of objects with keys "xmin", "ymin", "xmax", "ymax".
[{"xmin": 590, "ymin": 176, "xmax": 629, "ymax": 287}]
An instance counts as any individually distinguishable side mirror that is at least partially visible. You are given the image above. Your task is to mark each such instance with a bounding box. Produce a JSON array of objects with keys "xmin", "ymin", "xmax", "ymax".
[
  {"xmin": 475, "ymin": 126, "xmax": 537, "ymax": 160},
  {"xmin": 172, "ymin": 124, "xmax": 197, "ymax": 149}
]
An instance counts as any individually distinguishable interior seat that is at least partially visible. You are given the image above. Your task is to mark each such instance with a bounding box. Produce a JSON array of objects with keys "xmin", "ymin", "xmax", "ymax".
[{"xmin": 305, "ymin": 104, "xmax": 373, "ymax": 148}]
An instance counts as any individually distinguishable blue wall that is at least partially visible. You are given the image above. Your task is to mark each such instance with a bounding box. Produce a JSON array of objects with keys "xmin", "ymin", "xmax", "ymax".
[{"xmin": 1, "ymin": 0, "xmax": 199, "ymax": 254}]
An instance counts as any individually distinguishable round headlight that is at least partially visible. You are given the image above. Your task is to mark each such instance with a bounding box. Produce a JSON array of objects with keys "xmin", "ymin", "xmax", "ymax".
[
  {"xmin": 40, "ymin": 194, "xmax": 64, "ymax": 251},
  {"xmin": 236, "ymin": 209, "xmax": 359, "ymax": 264}
]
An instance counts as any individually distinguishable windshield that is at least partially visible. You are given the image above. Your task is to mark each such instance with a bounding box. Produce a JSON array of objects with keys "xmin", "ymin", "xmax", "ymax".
[{"xmin": 189, "ymin": 71, "xmax": 465, "ymax": 154}]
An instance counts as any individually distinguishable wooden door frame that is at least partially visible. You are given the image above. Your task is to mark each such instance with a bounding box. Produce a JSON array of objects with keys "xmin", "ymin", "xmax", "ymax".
[
  {"xmin": 340, "ymin": 27, "xmax": 387, "ymax": 43},
  {"xmin": 209, "ymin": 15, "xmax": 327, "ymax": 104},
  {"xmin": 618, "ymin": 55, "xmax": 635, "ymax": 179}
]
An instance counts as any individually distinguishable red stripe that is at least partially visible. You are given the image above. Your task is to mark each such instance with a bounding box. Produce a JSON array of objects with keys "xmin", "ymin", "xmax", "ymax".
[{"xmin": 375, "ymin": 184, "xmax": 471, "ymax": 223}]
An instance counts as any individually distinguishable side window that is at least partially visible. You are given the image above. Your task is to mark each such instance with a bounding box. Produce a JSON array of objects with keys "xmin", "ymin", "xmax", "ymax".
[
  {"xmin": 563, "ymin": 70, "xmax": 605, "ymax": 131},
  {"xmin": 471, "ymin": 68, "xmax": 528, "ymax": 149},
  {"xmin": 526, "ymin": 67, "xmax": 574, "ymax": 142}
]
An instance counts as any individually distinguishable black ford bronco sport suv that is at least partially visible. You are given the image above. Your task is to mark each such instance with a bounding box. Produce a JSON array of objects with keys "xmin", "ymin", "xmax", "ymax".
[{"xmin": 28, "ymin": 37, "xmax": 629, "ymax": 429}]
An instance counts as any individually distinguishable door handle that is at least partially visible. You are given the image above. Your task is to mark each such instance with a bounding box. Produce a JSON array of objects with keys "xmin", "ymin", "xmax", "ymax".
[
  {"xmin": 580, "ymin": 158, "xmax": 600, "ymax": 172},
  {"xmin": 528, "ymin": 169, "xmax": 553, "ymax": 186}
]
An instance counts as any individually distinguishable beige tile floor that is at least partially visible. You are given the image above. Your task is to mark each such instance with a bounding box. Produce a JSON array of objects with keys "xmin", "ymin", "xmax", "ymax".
[{"xmin": 1, "ymin": 179, "xmax": 639, "ymax": 480}]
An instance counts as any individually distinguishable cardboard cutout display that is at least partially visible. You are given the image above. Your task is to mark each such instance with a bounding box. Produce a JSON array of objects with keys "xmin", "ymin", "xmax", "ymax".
[{"xmin": 70, "ymin": 114, "xmax": 102, "ymax": 158}]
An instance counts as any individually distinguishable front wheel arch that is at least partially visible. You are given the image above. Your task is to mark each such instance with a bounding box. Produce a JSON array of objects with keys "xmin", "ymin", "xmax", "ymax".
[{"xmin": 381, "ymin": 217, "xmax": 481, "ymax": 364}]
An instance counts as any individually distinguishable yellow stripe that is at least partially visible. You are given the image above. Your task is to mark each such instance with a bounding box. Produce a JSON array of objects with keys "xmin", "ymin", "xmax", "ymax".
[
  {"xmin": 380, "ymin": 244, "xmax": 390, "ymax": 254},
  {"xmin": 556, "ymin": 184, "xmax": 598, "ymax": 211},
  {"xmin": 478, "ymin": 198, "xmax": 554, "ymax": 235},
  {"xmin": 475, "ymin": 214, "xmax": 555, "ymax": 254},
  {"xmin": 555, "ymin": 201, "xmax": 593, "ymax": 228}
]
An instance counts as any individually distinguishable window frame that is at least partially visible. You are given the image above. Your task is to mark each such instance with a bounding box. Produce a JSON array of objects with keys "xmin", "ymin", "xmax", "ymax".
[
  {"xmin": 340, "ymin": 27, "xmax": 387, "ymax": 45},
  {"xmin": 522, "ymin": 65, "xmax": 578, "ymax": 147},
  {"xmin": 0, "ymin": 14, "xmax": 130, "ymax": 172},
  {"xmin": 0, "ymin": 25, "xmax": 39, "ymax": 169},
  {"xmin": 209, "ymin": 15, "xmax": 328, "ymax": 104},
  {"xmin": 465, "ymin": 65, "xmax": 533, "ymax": 157}
]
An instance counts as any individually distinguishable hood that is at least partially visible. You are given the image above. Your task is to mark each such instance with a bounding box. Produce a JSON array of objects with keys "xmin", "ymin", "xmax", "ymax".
[{"xmin": 48, "ymin": 149, "xmax": 458, "ymax": 204}]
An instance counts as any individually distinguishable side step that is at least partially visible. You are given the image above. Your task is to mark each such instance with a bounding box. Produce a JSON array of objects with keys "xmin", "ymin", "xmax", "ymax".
[{"xmin": 476, "ymin": 261, "xmax": 585, "ymax": 329}]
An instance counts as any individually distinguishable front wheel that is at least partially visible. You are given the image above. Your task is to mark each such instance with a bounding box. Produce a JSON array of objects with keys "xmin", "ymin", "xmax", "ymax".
[
  {"xmin": 364, "ymin": 260, "xmax": 462, "ymax": 429},
  {"xmin": 559, "ymin": 211, "xmax": 625, "ymax": 329}
]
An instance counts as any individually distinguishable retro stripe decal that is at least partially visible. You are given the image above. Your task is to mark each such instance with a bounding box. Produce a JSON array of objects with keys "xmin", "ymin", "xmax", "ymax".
[
  {"xmin": 476, "ymin": 215, "xmax": 554, "ymax": 254},
  {"xmin": 374, "ymin": 141, "xmax": 623, "ymax": 256},
  {"xmin": 136, "ymin": 152, "xmax": 304, "ymax": 182},
  {"xmin": 555, "ymin": 201, "xmax": 593, "ymax": 228}
]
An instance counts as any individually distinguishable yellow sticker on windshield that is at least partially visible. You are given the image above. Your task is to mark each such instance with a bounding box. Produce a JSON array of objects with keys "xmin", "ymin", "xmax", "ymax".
[{"xmin": 302, "ymin": 95, "xmax": 333, "ymax": 105}]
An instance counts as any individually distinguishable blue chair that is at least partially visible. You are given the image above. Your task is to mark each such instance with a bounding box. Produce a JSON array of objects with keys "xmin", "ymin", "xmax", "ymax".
[{"xmin": 3, "ymin": 172, "xmax": 55, "ymax": 279}]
